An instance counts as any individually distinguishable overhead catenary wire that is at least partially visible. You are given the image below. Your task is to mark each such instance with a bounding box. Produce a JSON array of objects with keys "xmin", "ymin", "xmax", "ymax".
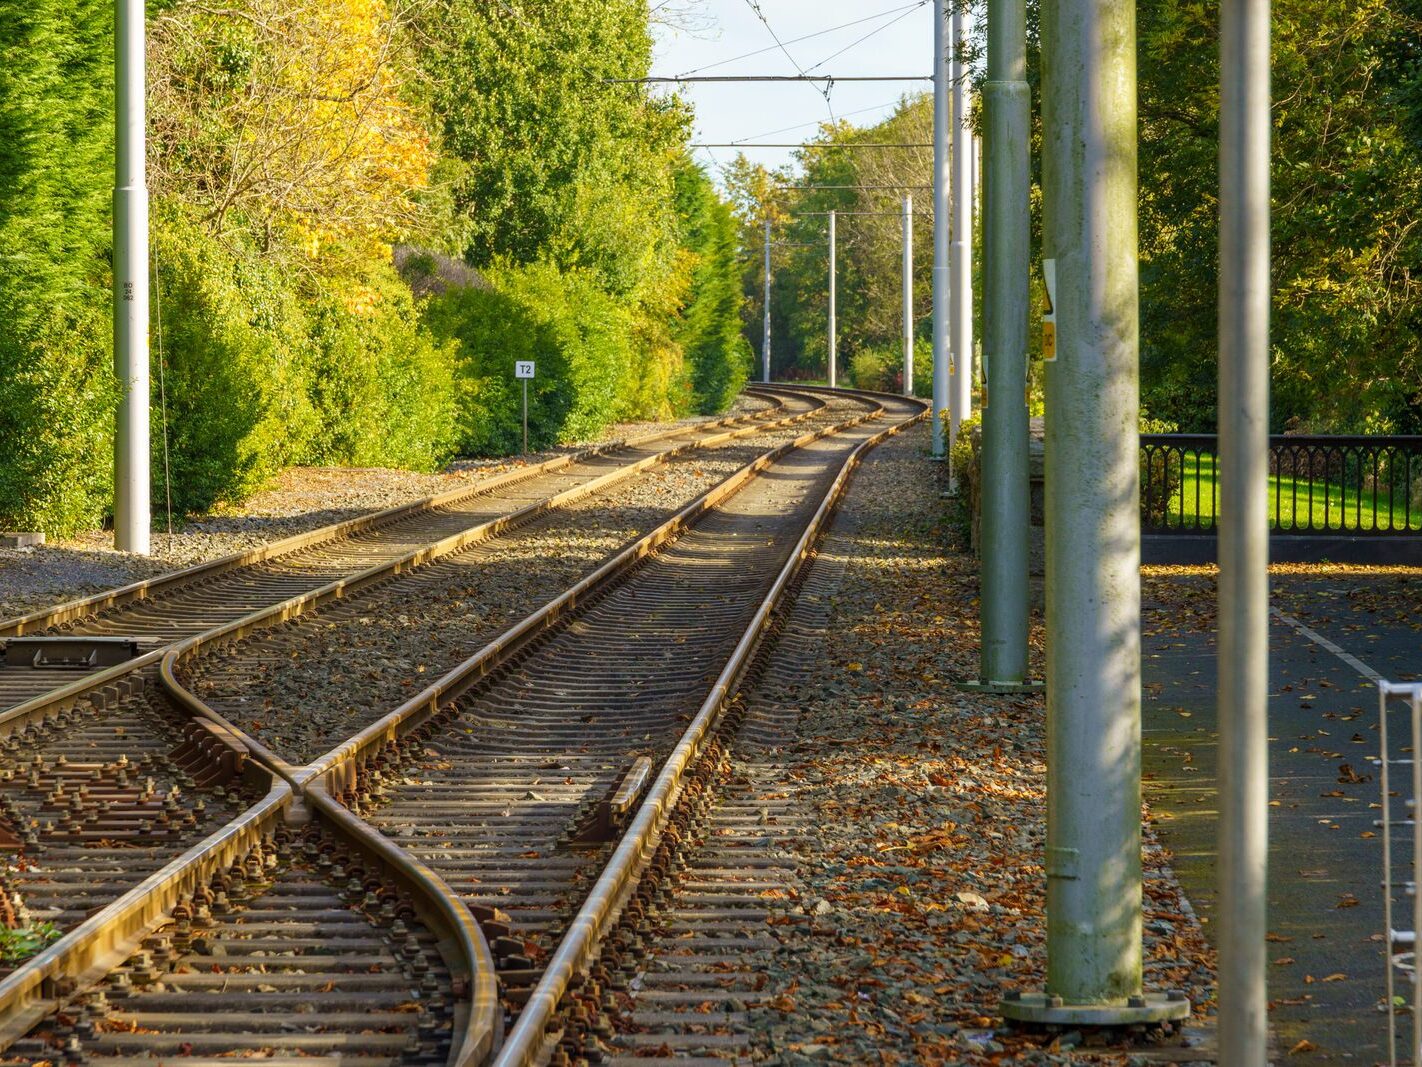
[
  {"xmin": 740, "ymin": 0, "xmax": 836, "ymax": 121},
  {"xmin": 729, "ymin": 98, "xmax": 918, "ymax": 145},
  {"xmin": 692, "ymin": 142, "xmax": 931, "ymax": 148},
  {"xmin": 803, "ymin": 2, "xmax": 927, "ymax": 74},
  {"xmin": 615, "ymin": 75, "xmax": 929, "ymax": 82},
  {"xmin": 674, "ymin": 2, "xmax": 928, "ymax": 78}
]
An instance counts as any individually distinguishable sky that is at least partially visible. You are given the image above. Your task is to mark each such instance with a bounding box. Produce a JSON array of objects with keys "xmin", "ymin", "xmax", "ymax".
[{"xmin": 650, "ymin": 0, "xmax": 937, "ymax": 179}]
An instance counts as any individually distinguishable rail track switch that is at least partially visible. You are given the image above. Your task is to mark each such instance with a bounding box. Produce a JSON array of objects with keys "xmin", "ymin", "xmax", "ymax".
[{"xmin": 4, "ymin": 636, "xmax": 141, "ymax": 669}]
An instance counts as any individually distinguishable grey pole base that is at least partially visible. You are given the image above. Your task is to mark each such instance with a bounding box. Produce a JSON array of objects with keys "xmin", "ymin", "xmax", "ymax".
[
  {"xmin": 1000, "ymin": 991, "xmax": 1190, "ymax": 1027},
  {"xmin": 957, "ymin": 679, "xmax": 1044, "ymax": 695}
]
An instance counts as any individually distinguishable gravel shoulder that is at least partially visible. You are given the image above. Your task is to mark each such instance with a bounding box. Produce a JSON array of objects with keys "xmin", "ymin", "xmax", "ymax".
[
  {"xmin": 0, "ymin": 397, "xmax": 773, "ymax": 620},
  {"xmin": 716, "ymin": 425, "xmax": 1216, "ymax": 1063}
]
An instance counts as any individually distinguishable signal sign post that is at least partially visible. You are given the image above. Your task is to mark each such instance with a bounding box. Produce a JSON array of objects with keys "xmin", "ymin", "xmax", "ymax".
[{"xmin": 515, "ymin": 361, "xmax": 535, "ymax": 455}]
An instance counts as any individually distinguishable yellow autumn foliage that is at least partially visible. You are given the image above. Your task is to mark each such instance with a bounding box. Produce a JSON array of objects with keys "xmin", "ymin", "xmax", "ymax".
[{"xmin": 150, "ymin": 0, "xmax": 434, "ymax": 269}]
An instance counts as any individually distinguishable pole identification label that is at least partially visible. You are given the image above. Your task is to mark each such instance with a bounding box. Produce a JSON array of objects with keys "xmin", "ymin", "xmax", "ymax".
[
  {"xmin": 515, "ymin": 361, "xmax": 536, "ymax": 379},
  {"xmin": 1042, "ymin": 259, "xmax": 1057, "ymax": 362}
]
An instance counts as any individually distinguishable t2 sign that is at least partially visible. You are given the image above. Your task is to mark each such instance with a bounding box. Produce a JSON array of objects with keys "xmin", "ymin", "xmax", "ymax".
[{"xmin": 515, "ymin": 361, "xmax": 535, "ymax": 454}]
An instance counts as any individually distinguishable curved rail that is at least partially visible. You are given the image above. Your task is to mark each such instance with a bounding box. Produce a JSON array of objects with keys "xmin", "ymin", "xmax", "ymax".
[
  {"xmin": 0, "ymin": 385, "xmax": 908, "ymax": 1066},
  {"xmin": 291, "ymin": 390, "xmax": 889, "ymax": 802},
  {"xmin": 0, "ymin": 774, "xmax": 502, "ymax": 1064},
  {"xmin": 0, "ymin": 391, "xmax": 790, "ymax": 638},
  {"xmin": 154, "ymin": 390, "xmax": 834, "ymax": 784},
  {"xmin": 0, "ymin": 391, "xmax": 820, "ymax": 748},
  {"xmin": 492, "ymin": 390, "xmax": 928, "ymax": 1065}
]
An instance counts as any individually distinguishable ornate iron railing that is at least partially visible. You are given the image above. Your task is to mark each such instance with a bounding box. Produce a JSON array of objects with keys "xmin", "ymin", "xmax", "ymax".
[{"xmin": 1140, "ymin": 434, "xmax": 1422, "ymax": 535}]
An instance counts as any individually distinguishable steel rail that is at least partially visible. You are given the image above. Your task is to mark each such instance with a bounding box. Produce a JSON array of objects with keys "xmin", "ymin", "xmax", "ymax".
[
  {"xmin": 0, "ymin": 391, "xmax": 792, "ymax": 639},
  {"xmin": 154, "ymin": 391, "xmax": 836, "ymax": 786},
  {"xmin": 493, "ymin": 390, "xmax": 928, "ymax": 1066},
  {"xmin": 0, "ymin": 774, "xmax": 503, "ymax": 1064},
  {"xmin": 0, "ymin": 388, "xmax": 828, "ymax": 1062},
  {"xmin": 292, "ymin": 391, "xmax": 891, "ymax": 804},
  {"xmin": 0, "ymin": 386, "xmax": 897, "ymax": 1065},
  {"xmin": 0, "ymin": 392, "xmax": 818, "ymax": 749}
]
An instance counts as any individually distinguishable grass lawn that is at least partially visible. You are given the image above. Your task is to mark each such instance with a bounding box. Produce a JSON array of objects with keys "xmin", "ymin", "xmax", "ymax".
[{"xmin": 1156, "ymin": 453, "xmax": 1422, "ymax": 531}]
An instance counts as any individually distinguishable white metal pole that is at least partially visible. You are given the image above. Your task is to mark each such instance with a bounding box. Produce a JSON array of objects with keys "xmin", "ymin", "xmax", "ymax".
[
  {"xmin": 949, "ymin": 1, "xmax": 974, "ymax": 461},
  {"xmin": 114, "ymin": 0, "xmax": 150, "ymax": 554},
  {"xmin": 1217, "ymin": 0, "xmax": 1271, "ymax": 1058},
  {"xmin": 903, "ymin": 195, "xmax": 914, "ymax": 396},
  {"xmin": 763, "ymin": 218, "xmax": 773, "ymax": 384},
  {"xmin": 828, "ymin": 209, "xmax": 837, "ymax": 389},
  {"xmin": 931, "ymin": 0, "xmax": 950, "ymax": 455}
]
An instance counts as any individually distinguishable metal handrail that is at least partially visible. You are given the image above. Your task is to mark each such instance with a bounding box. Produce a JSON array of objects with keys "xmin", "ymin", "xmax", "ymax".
[{"xmin": 1140, "ymin": 433, "xmax": 1422, "ymax": 535}]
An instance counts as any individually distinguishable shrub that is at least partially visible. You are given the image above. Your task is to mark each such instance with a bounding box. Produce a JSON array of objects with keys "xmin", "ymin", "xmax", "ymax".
[
  {"xmin": 672, "ymin": 162, "xmax": 750, "ymax": 414},
  {"xmin": 0, "ymin": 312, "xmax": 115, "ymax": 535},
  {"xmin": 424, "ymin": 260, "xmax": 645, "ymax": 454},
  {"xmin": 0, "ymin": 0, "xmax": 117, "ymax": 535},
  {"xmin": 152, "ymin": 215, "xmax": 318, "ymax": 514},
  {"xmin": 304, "ymin": 268, "xmax": 459, "ymax": 472}
]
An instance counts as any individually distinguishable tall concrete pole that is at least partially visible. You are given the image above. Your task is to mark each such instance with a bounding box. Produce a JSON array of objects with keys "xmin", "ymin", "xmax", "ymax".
[
  {"xmin": 1218, "ymin": 0, "xmax": 1271, "ymax": 1059},
  {"xmin": 827, "ymin": 209, "xmax": 837, "ymax": 389},
  {"xmin": 903, "ymin": 196, "xmax": 914, "ymax": 396},
  {"xmin": 931, "ymin": 0, "xmax": 950, "ymax": 455},
  {"xmin": 762, "ymin": 218, "xmax": 773, "ymax": 384},
  {"xmin": 948, "ymin": 1, "xmax": 974, "ymax": 460},
  {"xmin": 114, "ymin": 0, "xmax": 151, "ymax": 554},
  {"xmin": 973, "ymin": 0, "xmax": 1032, "ymax": 689},
  {"xmin": 1001, "ymin": 0, "xmax": 1188, "ymax": 1027}
]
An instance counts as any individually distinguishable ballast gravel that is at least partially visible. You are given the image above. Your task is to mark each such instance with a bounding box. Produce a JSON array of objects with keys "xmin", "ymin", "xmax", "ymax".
[
  {"xmin": 181, "ymin": 401, "xmax": 859, "ymax": 764},
  {"xmin": 721, "ymin": 424, "xmax": 1216, "ymax": 1064},
  {"xmin": 0, "ymin": 396, "xmax": 774, "ymax": 620}
]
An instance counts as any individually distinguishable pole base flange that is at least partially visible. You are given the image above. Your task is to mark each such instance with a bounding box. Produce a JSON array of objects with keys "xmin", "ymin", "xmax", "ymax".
[
  {"xmin": 957, "ymin": 679, "xmax": 1045, "ymax": 695},
  {"xmin": 1000, "ymin": 990, "xmax": 1190, "ymax": 1027}
]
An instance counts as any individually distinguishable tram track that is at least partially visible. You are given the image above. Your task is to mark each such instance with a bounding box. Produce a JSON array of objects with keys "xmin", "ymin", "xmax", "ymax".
[
  {"xmin": 0, "ymin": 385, "xmax": 924, "ymax": 1064},
  {"xmin": 0, "ymin": 390, "xmax": 808, "ymax": 719},
  {"xmin": 165, "ymin": 398, "xmax": 869, "ymax": 766},
  {"xmin": 287, "ymin": 388, "xmax": 923, "ymax": 1063}
]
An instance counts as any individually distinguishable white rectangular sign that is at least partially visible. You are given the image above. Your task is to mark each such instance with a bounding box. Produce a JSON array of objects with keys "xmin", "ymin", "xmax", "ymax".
[{"xmin": 515, "ymin": 361, "xmax": 536, "ymax": 379}]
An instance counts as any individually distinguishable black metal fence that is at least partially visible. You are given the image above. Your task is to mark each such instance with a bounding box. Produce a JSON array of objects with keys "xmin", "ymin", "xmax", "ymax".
[{"xmin": 1140, "ymin": 434, "xmax": 1422, "ymax": 535}]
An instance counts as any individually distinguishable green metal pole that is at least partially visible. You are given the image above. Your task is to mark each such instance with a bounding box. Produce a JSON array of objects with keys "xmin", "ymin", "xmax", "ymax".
[
  {"xmin": 1002, "ymin": 0, "xmax": 1188, "ymax": 1026},
  {"xmin": 975, "ymin": 0, "xmax": 1032, "ymax": 689}
]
